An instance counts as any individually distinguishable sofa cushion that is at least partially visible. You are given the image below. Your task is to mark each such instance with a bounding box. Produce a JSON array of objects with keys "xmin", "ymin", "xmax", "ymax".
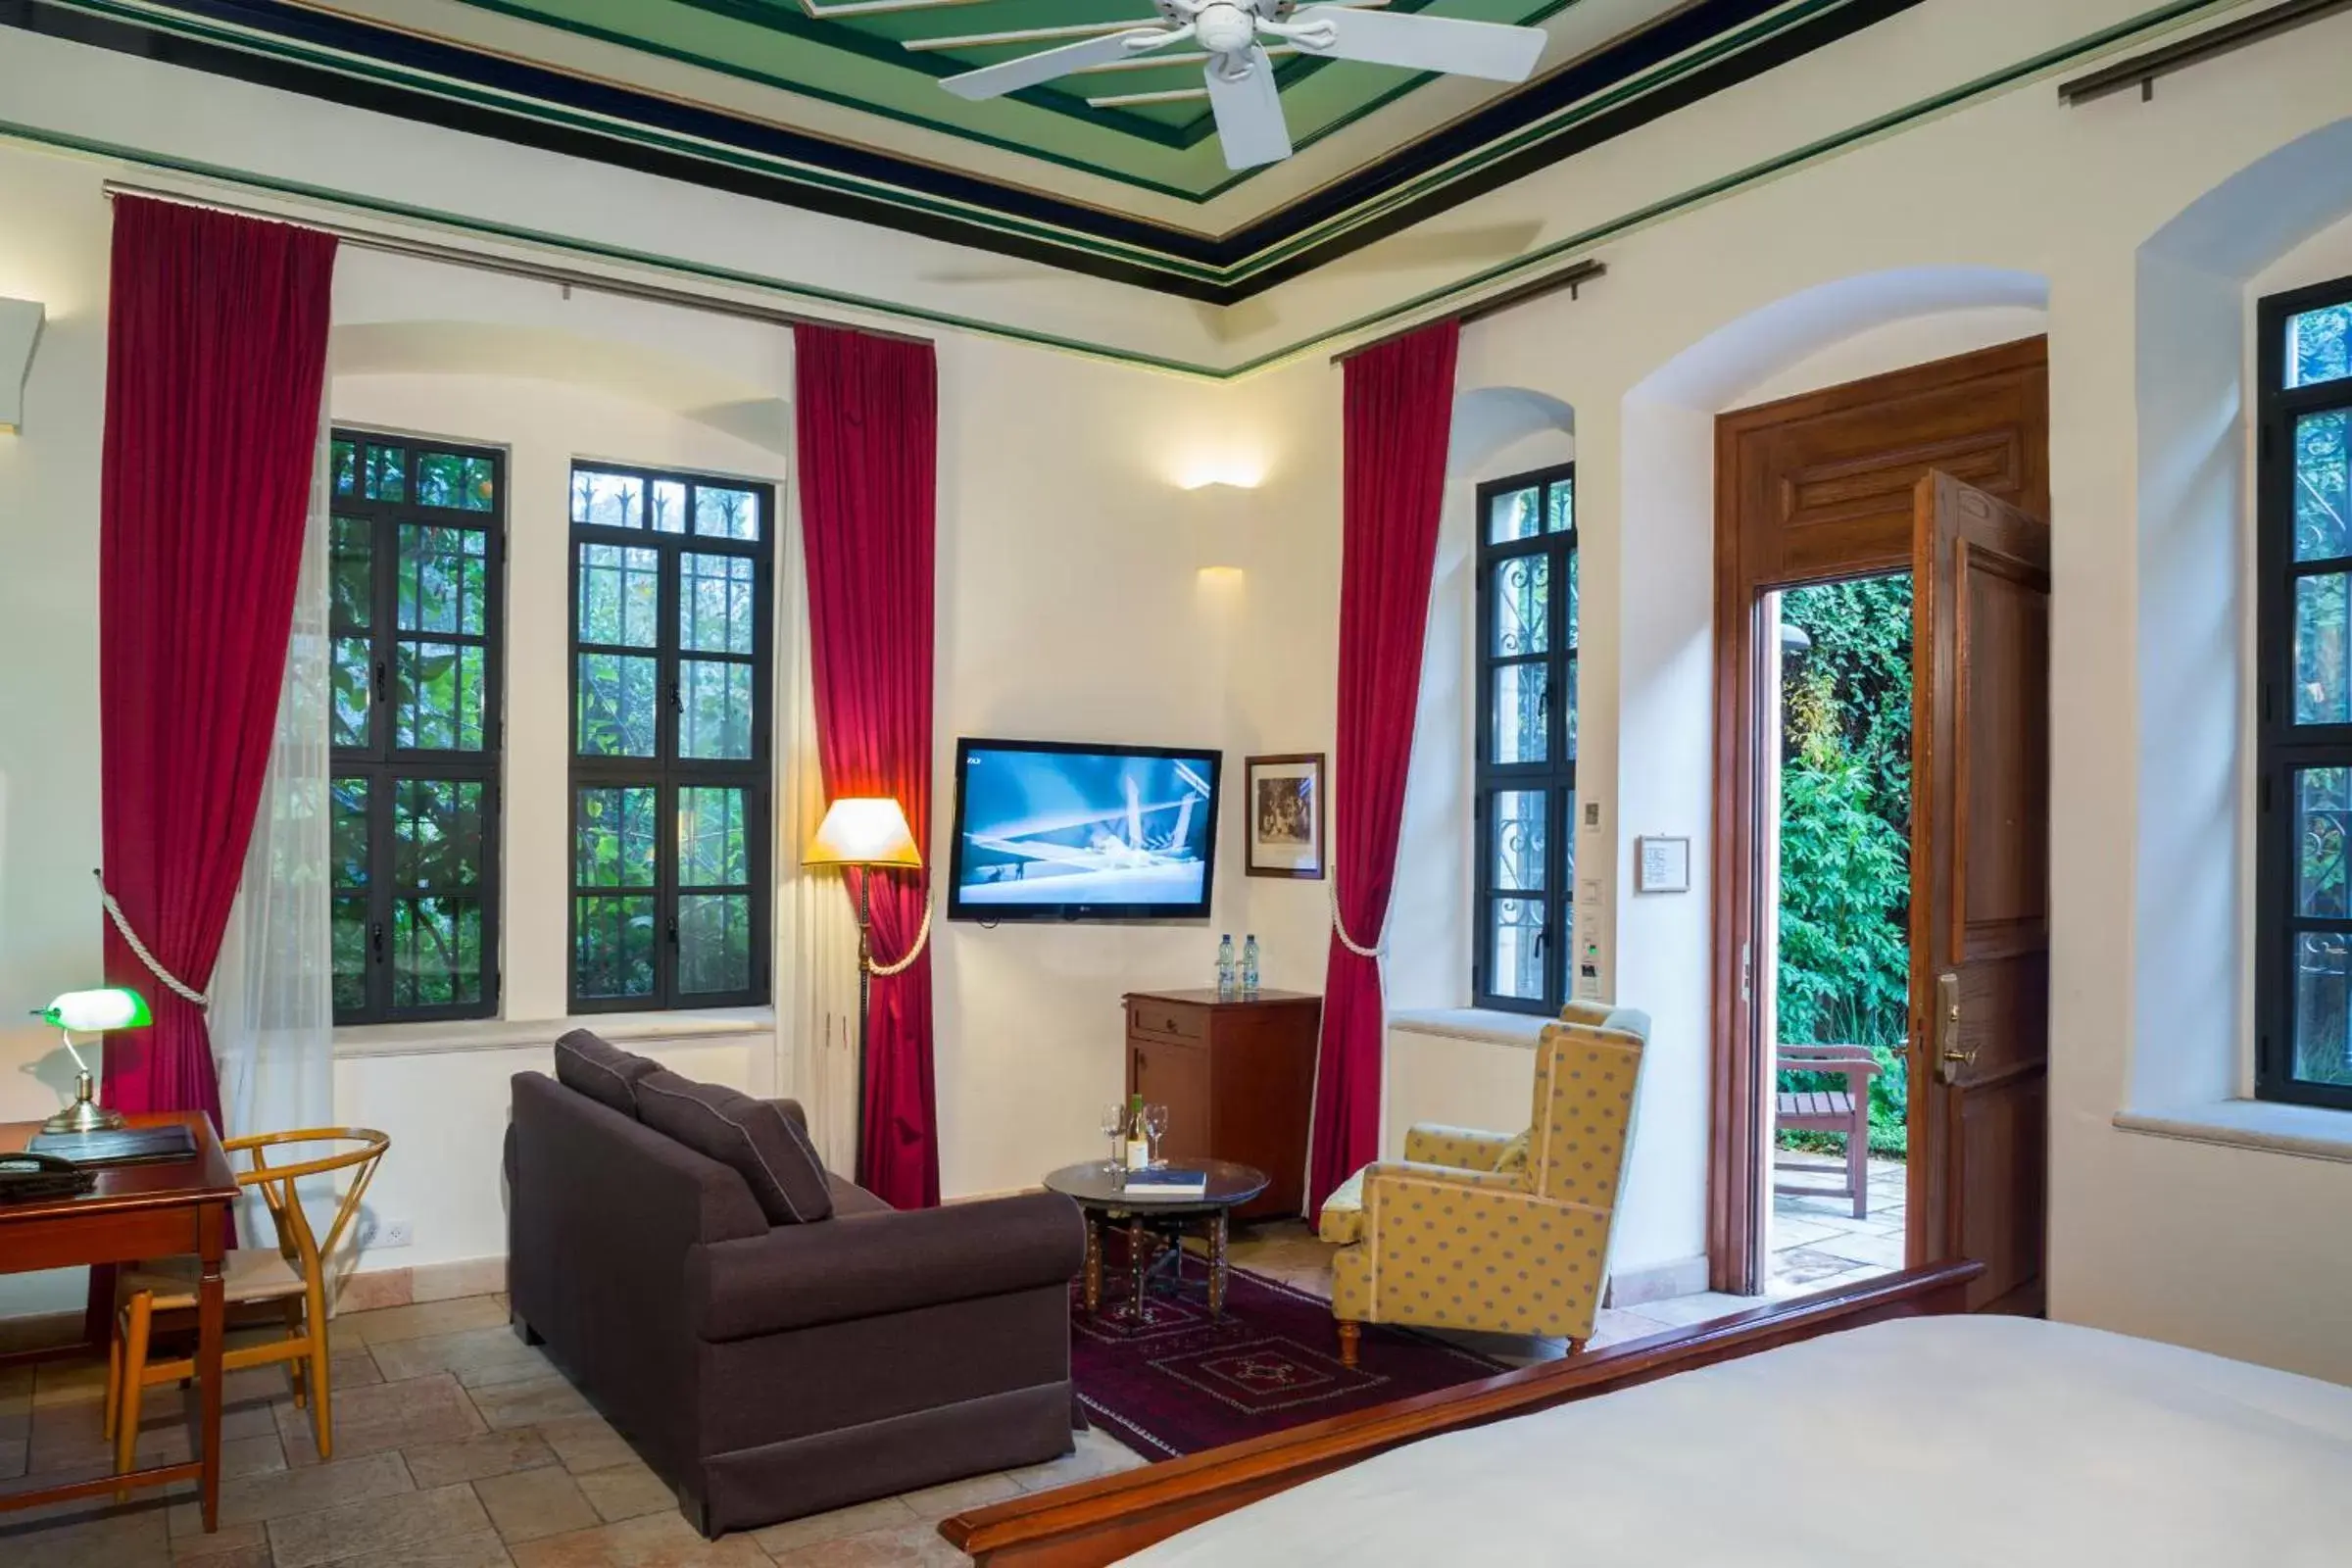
[
  {"xmin": 635, "ymin": 1071, "xmax": 834, "ymax": 1225},
  {"xmin": 553, "ymin": 1029, "xmax": 662, "ymax": 1119}
]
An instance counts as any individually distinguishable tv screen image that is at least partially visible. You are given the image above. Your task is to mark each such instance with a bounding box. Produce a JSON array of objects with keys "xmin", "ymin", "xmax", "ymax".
[{"xmin": 948, "ymin": 740, "xmax": 1222, "ymax": 920}]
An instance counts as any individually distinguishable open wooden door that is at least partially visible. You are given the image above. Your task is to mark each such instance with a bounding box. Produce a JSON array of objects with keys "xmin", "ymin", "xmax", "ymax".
[{"xmin": 1908, "ymin": 471, "xmax": 2050, "ymax": 1313}]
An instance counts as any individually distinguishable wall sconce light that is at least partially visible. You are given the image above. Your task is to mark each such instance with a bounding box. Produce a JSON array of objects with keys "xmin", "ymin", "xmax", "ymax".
[{"xmin": 0, "ymin": 298, "xmax": 44, "ymax": 434}]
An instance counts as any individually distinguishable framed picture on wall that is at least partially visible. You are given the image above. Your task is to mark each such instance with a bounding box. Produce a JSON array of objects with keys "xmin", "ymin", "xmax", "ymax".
[{"xmin": 1245, "ymin": 754, "xmax": 1326, "ymax": 879}]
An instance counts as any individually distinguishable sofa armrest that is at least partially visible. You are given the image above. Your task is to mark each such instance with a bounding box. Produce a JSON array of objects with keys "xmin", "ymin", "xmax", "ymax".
[
  {"xmin": 690, "ymin": 1191, "xmax": 1085, "ymax": 1342},
  {"xmin": 1403, "ymin": 1123, "xmax": 1516, "ymax": 1171}
]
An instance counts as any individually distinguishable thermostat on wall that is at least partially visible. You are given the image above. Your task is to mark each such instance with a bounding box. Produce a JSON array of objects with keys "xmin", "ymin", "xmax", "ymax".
[{"xmin": 1635, "ymin": 836, "xmax": 1690, "ymax": 894}]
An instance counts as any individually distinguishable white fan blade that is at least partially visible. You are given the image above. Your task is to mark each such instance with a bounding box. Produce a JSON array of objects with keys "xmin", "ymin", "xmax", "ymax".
[
  {"xmin": 942, "ymin": 28, "xmax": 1177, "ymax": 100},
  {"xmin": 1203, "ymin": 49, "xmax": 1292, "ymax": 171},
  {"xmin": 1289, "ymin": 6, "xmax": 1545, "ymax": 82}
]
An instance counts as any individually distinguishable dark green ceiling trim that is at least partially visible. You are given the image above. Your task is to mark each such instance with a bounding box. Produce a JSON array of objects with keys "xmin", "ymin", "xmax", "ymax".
[
  {"xmin": 29, "ymin": 0, "xmax": 1868, "ymax": 284},
  {"xmin": 1217, "ymin": 0, "xmax": 2230, "ymax": 374},
  {"xmin": 1224, "ymin": 0, "xmax": 1859, "ymax": 279},
  {"xmin": 0, "ymin": 0, "xmax": 2232, "ymax": 382},
  {"xmin": 0, "ymin": 112, "xmax": 1228, "ymax": 373},
  {"xmin": 34, "ymin": 0, "xmax": 1230, "ymax": 276}
]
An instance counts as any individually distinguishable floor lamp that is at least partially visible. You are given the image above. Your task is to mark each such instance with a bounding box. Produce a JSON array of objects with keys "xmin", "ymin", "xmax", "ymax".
[{"xmin": 804, "ymin": 797, "xmax": 922, "ymax": 1175}]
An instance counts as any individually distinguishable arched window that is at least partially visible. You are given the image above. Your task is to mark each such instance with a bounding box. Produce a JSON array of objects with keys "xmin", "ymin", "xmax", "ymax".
[
  {"xmin": 1472, "ymin": 462, "xmax": 1577, "ymax": 1012},
  {"xmin": 2257, "ymin": 274, "xmax": 2352, "ymax": 1109}
]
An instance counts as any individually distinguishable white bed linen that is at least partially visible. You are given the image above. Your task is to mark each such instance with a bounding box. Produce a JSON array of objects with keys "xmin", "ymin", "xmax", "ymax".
[{"xmin": 1119, "ymin": 1315, "xmax": 2352, "ymax": 1566}]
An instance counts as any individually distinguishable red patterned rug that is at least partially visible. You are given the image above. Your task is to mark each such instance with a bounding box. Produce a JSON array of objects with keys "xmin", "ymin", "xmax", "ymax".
[{"xmin": 1070, "ymin": 1266, "xmax": 1512, "ymax": 1459}]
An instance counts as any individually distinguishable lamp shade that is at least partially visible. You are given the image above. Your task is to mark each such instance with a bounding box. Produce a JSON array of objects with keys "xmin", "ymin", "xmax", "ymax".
[
  {"xmin": 806, "ymin": 797, "xmax": 922, "ymax": 869},
  {"xmin": 40, "ymin": 987, "xmax": 153, "ymax": 1032}
]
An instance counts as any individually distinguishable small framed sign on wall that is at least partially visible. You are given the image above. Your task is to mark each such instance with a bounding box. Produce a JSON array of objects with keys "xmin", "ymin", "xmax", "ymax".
[
  {"xmin": 1635, "ymin": 835, "xmax": 1691, "ymax": 894},
  {"xmin": 1245, "ymin": 754, "xmax": 1325, "ymax": 879}
]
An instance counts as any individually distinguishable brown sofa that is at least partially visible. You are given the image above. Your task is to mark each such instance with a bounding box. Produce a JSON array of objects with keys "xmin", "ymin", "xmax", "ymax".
[{"xmin": 506, "ymin": 1034, "xmax": 1086, "ymax": 1538}]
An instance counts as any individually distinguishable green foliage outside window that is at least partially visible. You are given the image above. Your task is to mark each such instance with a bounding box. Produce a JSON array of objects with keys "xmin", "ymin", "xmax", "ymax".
[{"xmin": 1777, "ymin": 577, "xmax": 1913, "ymax": 1156}]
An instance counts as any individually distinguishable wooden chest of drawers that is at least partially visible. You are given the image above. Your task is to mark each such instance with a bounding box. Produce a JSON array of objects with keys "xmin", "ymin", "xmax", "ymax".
[{"xmin": 1122, "ymin": 988, "xmax": 1322, "ymax": 1221}]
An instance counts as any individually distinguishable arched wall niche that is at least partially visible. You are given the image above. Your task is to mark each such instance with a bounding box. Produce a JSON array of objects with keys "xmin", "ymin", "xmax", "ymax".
[
  {"xmin": 2130, "ymin": 115, "xmax": 2352, "ymax": 1111},
  {"xmin": 1591, "ymin": 267, "xmax": 2053, "ymax": 1288},
  {"xmin": 1391, "ymin": 386, "xmax": 1578, "ymax": 1014}
]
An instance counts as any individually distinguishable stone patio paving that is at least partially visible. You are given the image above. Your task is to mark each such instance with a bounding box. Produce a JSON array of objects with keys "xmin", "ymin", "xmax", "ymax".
[{"xmin": 1766, "ymin": 1154, "xmax": 1909, "ymax": 1298}]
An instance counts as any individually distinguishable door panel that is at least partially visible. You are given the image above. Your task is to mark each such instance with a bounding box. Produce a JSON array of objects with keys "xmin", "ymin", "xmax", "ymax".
[{"xmin": 1910, "ymin": 470, "xmax": 2051, "ymax": 1313}]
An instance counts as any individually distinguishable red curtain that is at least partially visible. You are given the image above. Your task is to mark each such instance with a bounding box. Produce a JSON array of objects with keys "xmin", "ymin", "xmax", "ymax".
[
  {"xmin": 1307, "ymin": 322, "xmax": 1460, "ymax": 1217},
  {"xmin": 794, "ymin": 322, "xmax": 941, "ymax": 1209},
  {"xmin": 99, "ymin": 197, "xmax": 338, "ymax": 1123}
]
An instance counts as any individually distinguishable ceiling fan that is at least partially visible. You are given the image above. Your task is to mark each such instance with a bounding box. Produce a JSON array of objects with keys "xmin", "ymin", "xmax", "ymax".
[{"xmin": 931, "ymin": 0, "xmax": 1549, "ymax": 172}]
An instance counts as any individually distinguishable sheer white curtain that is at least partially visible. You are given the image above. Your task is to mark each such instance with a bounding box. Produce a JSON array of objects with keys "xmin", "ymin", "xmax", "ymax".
[
  {"xmin": 775, "ymin": 478, "xmax": 863, "ymax": 1170},
  {"xmin": 211, "ymin": 410, "xmax": 336, "ymax": 1223}
]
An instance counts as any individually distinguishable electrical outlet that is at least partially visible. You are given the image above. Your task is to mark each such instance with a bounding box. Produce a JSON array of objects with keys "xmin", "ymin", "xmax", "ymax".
[{"xmin": 357, "ymin": 1216, "xmax": 414, "ymax": 1250}]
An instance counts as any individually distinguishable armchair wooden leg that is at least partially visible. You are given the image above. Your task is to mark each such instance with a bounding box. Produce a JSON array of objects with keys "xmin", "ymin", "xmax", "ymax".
[
  {"xmin": 1337, "ymin": 1320, "xmax": 1361, "ymax": 1369},
  {"xmin": 282, "ymin": 1298, "xmax": 309, "ymax": 1410},
  {"xmin": 103, "ymin": 1327, "xmax": 122, "ymax": 1444},
  {"xmin": 1566, "ymin": 1338, "xmax": 1588, "ymax": 1355},
  {"xmin": 114, "ymin": 1296, "xmax": 152, "ymax": 1484},
  {"xmin": 306, "ymin": 1284, "xmax": 334, "ymax": 1461}
]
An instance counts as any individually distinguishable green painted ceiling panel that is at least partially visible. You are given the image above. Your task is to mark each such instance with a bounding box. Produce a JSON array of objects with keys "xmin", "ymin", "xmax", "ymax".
[{"xmin": 457, "ymin": 0, "xmax": 1569, "ymax": 193}]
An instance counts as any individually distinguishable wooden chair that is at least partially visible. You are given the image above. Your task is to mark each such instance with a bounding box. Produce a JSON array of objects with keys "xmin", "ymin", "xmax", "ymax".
[
  {"xmin": 106, "ymin": 1128, "xmax": 389, "ymax": 1473},
  {"xmin": 1773, "ymin": 1045, "xmax": 1880, "ymax": 1219}
]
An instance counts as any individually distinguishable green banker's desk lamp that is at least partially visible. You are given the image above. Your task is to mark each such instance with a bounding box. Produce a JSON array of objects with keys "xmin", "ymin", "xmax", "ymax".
[{"xmin": 35, "ymin": 986, "xmax": 150, "ymax": 1135}]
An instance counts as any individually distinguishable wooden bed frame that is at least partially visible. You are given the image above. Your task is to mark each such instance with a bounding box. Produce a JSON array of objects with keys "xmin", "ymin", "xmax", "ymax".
[{"xmin": 942, "ymin": 1260, "xmax": 1982, "ymax": 1566}]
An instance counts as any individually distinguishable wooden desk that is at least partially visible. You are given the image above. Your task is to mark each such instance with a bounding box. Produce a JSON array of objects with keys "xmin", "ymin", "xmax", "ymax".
[{"xmin": 0, "ymin": 1111, "xmax": 238, "ymax": 1531}]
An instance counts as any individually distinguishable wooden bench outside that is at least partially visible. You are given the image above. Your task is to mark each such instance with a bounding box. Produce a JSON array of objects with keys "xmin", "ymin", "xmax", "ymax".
[{"xmin": 1773, "ymin": 1043, "xmax": 1882, "ymax": 1219}]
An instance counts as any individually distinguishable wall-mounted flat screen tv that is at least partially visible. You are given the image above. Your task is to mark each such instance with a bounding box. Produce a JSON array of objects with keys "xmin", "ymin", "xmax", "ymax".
[{"xmin": 947, "ymin": 738, "xmax": 1223, "ymax": 921}]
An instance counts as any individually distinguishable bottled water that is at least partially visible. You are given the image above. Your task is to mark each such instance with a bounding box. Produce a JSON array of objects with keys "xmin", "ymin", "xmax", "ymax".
[
  {"xmin": 1216, "ymin": 934, "xmax": 1237, "ymax": 998},
  {"xmin": 1242, "ymin": 934, "xmax": 1261, "ymax": 997}
]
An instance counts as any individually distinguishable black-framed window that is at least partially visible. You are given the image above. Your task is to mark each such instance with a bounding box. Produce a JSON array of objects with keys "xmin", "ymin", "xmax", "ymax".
[
  {"xmin": 1473, "ymin": 464, "xmax": 1577, "ymax": 1014},
  {"xmin": 328, "ymin": 431, "xmax": 505, "ymax": 1024},
  {"xmin": 568, "ymin": 463, "xmax": 773, "ymax": 1011},
  {"xmin": 2258, "ymin": 278, "xmax": 2352, "ymax": 1111}
]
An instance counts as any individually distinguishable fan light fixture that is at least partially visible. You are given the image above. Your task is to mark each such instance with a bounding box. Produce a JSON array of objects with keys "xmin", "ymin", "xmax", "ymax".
[{"xmin": 928, "ymin": 0, "xmax": 1547, "ymax": 172}]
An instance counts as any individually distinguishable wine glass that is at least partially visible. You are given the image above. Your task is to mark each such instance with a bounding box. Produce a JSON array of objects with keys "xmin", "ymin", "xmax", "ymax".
[
  {"xmin": 1143, "ymin": 1103, "xmax": 1170, "ymax": 1168},
  {"xmin": 1101, "ymin": 1102, "xmax": 1126, "ymax": 1173}
]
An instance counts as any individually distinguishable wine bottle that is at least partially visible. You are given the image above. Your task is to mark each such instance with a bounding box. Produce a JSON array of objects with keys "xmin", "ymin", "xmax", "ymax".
[{"xmin": 1124, "ymin": 1091, "xmax": 1150, "ymax": 1170}]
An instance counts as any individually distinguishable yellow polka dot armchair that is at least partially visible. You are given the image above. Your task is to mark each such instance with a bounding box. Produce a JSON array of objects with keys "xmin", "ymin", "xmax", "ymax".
[{"xmin": 1316, "ymin": 1003, "xmax": 1648, "ymax": 1365}]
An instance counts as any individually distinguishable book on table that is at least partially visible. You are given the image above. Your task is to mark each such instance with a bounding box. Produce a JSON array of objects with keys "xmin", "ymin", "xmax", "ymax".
[{"xmin": 1125, "ymin": 1167, "xmax": 1208, "ymax": 1198}]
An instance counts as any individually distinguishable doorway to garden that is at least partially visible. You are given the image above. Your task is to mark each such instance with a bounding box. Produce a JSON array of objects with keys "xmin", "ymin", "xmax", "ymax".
[
  {"xmin": 1707, "ymin": 334, "xmax": 2052, "ymax": 1303},
  {"xmin": 1760, "ymin": 574, "xmax": 1912, "ymax": 1296}
]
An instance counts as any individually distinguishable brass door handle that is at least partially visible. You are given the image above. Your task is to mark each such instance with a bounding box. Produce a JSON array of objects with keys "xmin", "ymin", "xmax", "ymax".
[{"xmin": 1936, "ymin": 971, "xmax": 1975, "ymax": 1083}]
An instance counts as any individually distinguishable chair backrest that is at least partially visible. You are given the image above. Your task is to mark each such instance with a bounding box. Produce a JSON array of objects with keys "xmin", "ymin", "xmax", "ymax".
[
  {"xmin": 1527, "ymin": 1006, "xmax": 1648, "ymax": 1209},
  {"xmin": 230, "ymin": 1129, "xmax": 391, "ymax": 1297}
]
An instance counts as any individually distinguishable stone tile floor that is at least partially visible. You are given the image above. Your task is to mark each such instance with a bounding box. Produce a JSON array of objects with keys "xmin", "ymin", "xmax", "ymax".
[
  {"xmin": 1, "ymin": 1200, "xmax": 1868, "ymax": 1568},
  {"xmin": 0, "ymin": 1295, "xmax": 1142, "ymax": 1567},
  {"xmin": 1766, "ymin": 1154, "xmax": 1909, "ymax": 1298}
]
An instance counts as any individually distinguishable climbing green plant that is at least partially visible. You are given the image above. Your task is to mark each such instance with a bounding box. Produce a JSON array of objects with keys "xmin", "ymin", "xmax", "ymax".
[{"xmin": 1777, "ymin": 578, "xmax": 1913, "ymax": 1156}]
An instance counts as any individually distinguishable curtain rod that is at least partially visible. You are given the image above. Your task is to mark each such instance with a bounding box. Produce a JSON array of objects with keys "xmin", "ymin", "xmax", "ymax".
[
  {"xmin": 2056, "ymin": 0, "xmax": 2352, "ymax": 105},
  {"xmin": 1328, "ymin": 259, "xmax": 1605, "ymax": 366},
  {"xmin": 102, "ymin": 180, "xmax": 934, "ymax": 349}
]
